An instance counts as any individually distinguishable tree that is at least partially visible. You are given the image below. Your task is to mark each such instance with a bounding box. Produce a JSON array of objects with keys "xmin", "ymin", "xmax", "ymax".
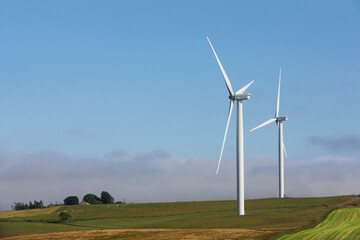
[
  {"xmin": 29, "ymin": 201, "xmax": 34, "ymax": 209},
  {"xmin": 101, "ymin": 191, "xmax": 114, "ymax": 204},
  {"xmin": 33, "ymin": 200, "xmax": 43, "ymax": 209},
  {"xmin": 64, "ymin": 196, "xmax": 79, "ymax": 205},
  {"xmin": 83, "ymin": 194, "xmax": 102, "ymax": 204},
  {"xmin": 59, "ymin": 212, "xmax": 72, "ymax": 223},
  {"xmin": 13, "ymin": 202, "xmax": 27, "ymax": 210}
]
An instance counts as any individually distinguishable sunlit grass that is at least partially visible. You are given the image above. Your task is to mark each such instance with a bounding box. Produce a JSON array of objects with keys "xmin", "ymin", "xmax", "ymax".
[{"xmin": 279, "ymin": 208, "xmax": 360, "ymax": 239}]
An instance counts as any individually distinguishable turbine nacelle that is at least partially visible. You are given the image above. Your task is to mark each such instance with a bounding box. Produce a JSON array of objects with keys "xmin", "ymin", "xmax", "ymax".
[
  {"xmin": 276, "ymin": 116, "xmax": 288, "ymax": 122},
  {"xmin": 230, "ymin": 93, "xmax": 251, "ymax": 101}
]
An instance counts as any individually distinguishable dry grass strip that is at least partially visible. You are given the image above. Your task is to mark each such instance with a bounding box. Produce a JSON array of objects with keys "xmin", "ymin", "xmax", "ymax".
[{"xmin": 1, "ymin": 228, "xmax": 274, "ymax": 240}]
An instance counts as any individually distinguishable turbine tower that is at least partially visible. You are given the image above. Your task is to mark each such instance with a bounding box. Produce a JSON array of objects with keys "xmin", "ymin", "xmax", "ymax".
[
  {"xmin": 207, "ymin": 37, "xmax": 254, "ymax": 216},
  {"xmin": 250, "ymin": 68, "xmax": 288, "ymax": 198}
]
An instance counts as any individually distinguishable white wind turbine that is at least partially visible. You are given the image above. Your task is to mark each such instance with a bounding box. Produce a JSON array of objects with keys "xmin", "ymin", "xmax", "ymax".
[
  {"xmin": 250, "ymin": 68, "xmax": 288, "ymax": 198},
  {"xmin": 207, "ymin": 37, "xmax": 254, "ymax": 216}
]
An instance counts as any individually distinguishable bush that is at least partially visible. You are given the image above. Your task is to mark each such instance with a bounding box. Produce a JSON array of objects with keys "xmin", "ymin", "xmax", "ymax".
[
  {"xmin": 101, "ymin": 191, "xmax": 114, "ymax": 204},
  {"xmin": 64, "ymin": 196, "xmax": 79, "ymax": 205},
  {"xmin": 59, "ymin": 212, "xmax": 72, "ymax": 223},
  {"xmin": 83, "ymin": 194, "xmax": 102, "ymax": 204}
]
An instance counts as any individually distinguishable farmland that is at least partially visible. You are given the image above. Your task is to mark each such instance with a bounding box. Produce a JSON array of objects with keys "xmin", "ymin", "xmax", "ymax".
[{"xmin": 0, "ymin": 195, "xmax": 359, "ymax": 239}]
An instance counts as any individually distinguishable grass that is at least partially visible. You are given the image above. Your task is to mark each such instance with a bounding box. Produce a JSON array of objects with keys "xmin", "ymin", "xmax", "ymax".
[
  {"xmin": 279, "ymin": 208, "xmax": 360, "ymax": 239},
  {"xmin": 0, "ymin": 222, "xmax": 95, "ymax": 238},
  {"xmin": 0, "ymin": 207, "xmax": 60, "ymax": 219},
  {"xmin": 0, "ymin": 195, "xmax": 358, "ymax": 239}
]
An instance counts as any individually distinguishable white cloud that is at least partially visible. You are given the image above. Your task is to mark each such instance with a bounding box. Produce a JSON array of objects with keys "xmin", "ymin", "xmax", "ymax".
[{"xmin": 1, "ymin": 151, "xmax": 360, "ymax": 210}]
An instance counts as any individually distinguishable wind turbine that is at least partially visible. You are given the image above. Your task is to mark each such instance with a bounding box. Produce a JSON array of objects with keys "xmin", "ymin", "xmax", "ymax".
[
  {"xmin": 250, "ymin": 68, "xmax": 288, "ymax": 198},
  {"xmin": 207, "ymin": 37, "xmax": 254, "ymax": 216}
]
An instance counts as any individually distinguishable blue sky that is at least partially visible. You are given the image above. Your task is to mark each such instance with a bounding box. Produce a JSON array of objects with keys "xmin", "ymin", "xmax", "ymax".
[{"xmin": 0, "ymin": 1, "xmax": 359, "ymax": 209}]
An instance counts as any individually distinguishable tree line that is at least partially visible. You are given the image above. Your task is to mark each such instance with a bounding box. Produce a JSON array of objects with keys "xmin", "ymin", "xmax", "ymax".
[
  {"xmin": 12, "ymin": 200, "xmax": 44, "ymax": 210},
  {"xmin": 12, "ymin": 191, "xmax": 117, "ymax": 210}
]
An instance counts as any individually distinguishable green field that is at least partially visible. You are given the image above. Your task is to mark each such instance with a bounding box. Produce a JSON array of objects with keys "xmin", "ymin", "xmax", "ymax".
[
  {"xmin": 279, "ymin": 208, "xmax": 360, "ymax": 239},
  {"xmin": 0, "ymin": 196, "xmax": 359, "ymax": 239}
]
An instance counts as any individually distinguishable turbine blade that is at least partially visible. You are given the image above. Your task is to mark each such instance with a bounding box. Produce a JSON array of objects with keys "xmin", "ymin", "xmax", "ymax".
[
  {"xmin": 283, "ymin": 141, "xmax": 288, "ymax": 158},
  {"xmin": 275, "ymin": 68, "xmax": 281, "ymax": 118},
  {"xmin": 207, "ymin": 37, "xmax": 234, "ymax": 96},
  {"xmin": 235, "ymin": 80, "xmax": 254, "ymax": 94},
  {"xmin": 216, "ymin": 100, "xmax": 234, "ymax": 175},
  {"xmin": 249, "ymin": 118, "xmax": 276, "ymax": 132}
]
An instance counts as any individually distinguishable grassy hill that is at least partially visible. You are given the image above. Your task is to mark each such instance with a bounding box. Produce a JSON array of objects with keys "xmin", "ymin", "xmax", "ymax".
[
  {"xmin": 279, "ymin": 207, "xmax": 360, "ymax": 239},
  {"xmin": 0, "ymin": 195, "xmax": 359, "ymax": 239}
]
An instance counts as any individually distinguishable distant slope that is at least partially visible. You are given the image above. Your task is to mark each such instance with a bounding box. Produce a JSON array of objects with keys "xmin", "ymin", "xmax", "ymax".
[
  {"xmin": 0, "ymin": 207, "xmax": 60, "ymax": 219},
  {"xmin": 0, "ymin": 196, "xmax": 357, "ymax": 239},
  {"xmin": 279, "ymin": 208, "xmax": 360, "ymax": 239}
]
